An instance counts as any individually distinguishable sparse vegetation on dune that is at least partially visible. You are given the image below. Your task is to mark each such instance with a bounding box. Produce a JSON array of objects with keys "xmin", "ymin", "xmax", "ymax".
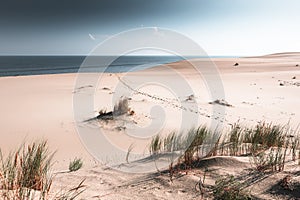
[
  {"xmin": 0, "ymin": 141, "xmax": 85, "ymax": 199},
  {"xmin": 149, "ymin": 122, "xmax": 299, "ymax": 172},
  {"xmin": 149, "ymin": 121, "xmax": 300, "ymax": 198},
  {"xmin": 0, "ymin": 141, "xmax": 54, "ymax": 199}
]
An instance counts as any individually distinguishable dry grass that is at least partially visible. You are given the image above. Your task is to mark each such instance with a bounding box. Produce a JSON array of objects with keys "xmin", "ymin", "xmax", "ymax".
[
  {"xmin": 147, "ymin": 122, "xmax": 300, "ymax": 199},
  {"xmin": 149, "ymin": 122, "xmax": 300, "ymax": 172},
  {"xmin": 0, "ymin": 141, "xmax": 86, "ymax": 199},
  {"xmin": 0, "ymin": 141, "xmax": 54, "ymax": 199},
  {"xmin": 97, "ymin": 98, "xmax": 131, "ymax": 120},
  {"xmin": 113, "ymin": 98, "xmax": 129, "ymax": 116}
]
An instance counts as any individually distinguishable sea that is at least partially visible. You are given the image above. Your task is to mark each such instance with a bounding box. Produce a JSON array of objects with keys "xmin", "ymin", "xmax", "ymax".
[{"xmin": 0, "ymin": 56, "xmax": 186, "ymax": 77}]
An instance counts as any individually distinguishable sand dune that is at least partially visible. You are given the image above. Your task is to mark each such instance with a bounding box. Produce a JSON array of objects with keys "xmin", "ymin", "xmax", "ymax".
[
  {"xmin": 0, "ymin": 53, "xmax": 300, "ymax": 199},
  {"xmin": 250, "ymin": 52, "xmax": 300, "ymax": 59}
]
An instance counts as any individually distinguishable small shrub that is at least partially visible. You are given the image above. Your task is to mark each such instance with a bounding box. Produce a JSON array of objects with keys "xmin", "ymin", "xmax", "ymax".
[{"xmin": 69, "ymin": 158, "xmax": 83, "ymax": 172}]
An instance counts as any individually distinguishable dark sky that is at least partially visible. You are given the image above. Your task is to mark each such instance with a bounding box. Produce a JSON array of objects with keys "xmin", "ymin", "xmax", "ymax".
[
  {"xmin": 0, "ymin": 0, "xmax": 206, "ymax": 54},
  {"xmin": 1, "ymin": 0, "xmax": 182, "ymax": 28},
  {"xmin": 0, "ymin": 0, "xmax": 299, "ymax": 55}
]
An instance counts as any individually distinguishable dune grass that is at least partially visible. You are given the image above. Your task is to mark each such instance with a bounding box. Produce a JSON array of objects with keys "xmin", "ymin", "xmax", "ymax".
[
  {"xmin": 98, "ymin": 98, "xmax": 130, "ymax": 120},
  {"xmin": 0, "ymin": 141, "xmax": 54, "ymax": 199},
  {"xmin": 149, "ymin": 122, "xmax": 300, "ymax": 172},
  {"xmin": 0, "ymin": 141, "xmax": 86, "ymax": 199},
  {"xmin": 69, "ymin": 158, "xmax": 83, "ymax": 172},
  {"xmin": 149, "ymin": 134, "xmax": 162, "ymax": 156},
  {"xmin": 148, "ymin": 122, "xmax": 300, "ymax": 199},
  {"xmin": 113, "ymin": 98, "xmax": 129, "ymax": 116}
]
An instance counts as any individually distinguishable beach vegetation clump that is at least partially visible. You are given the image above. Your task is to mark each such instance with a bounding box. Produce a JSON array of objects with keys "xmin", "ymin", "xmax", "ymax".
[
  {"xmin": 251, "ymin": 147, "xmax": 287, "ymax": 172},
  {"xmin": 69, "ymin": 158, "xmax": 83, "ymax": 172},
  {"xmin": 146, "ymin": 121, "xmax": 300, "ymax": 199},
  {"xmin": 148, "ymin": 121, "xmax": 300, "ymax": 173},
  {"xmin": 113, "ymin": 97, "xmax": 129, "ymax": 116},
  {"xmin": 149, "ymin": 126, "xmax": 210, "ymax": 169},
  {"xmin": 97, "ymin": 97, "xmax": 131, "ymax": 120},
  {"xmin": 0, "ymin": 141, "xmax": 87, "ymax": 199},
  {"xmin": 0, "ymin": 141, "xmax": 54, "ymax": 199},
  {"xmin": 244, "ymin": 122, "xmax": 286, "ymax": 152},
  {"xmin": 182, "ymin": 126, "xmax": 210, "ymax": 166}
]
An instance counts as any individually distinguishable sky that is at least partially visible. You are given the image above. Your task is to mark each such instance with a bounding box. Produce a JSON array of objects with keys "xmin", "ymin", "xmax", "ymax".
[{"xmin": 0, "ymin": 0, "xmax": 299, "ymax": 56}]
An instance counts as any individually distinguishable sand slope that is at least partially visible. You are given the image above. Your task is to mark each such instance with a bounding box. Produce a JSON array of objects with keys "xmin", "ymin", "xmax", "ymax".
[{"xmin": 0, "ymin": 53, "xmax": 300, "ymax": 199}]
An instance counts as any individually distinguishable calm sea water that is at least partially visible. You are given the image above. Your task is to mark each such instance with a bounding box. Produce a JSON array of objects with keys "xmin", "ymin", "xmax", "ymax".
[{"xmin": 0, "ymin": 56, "xmax": 185, "ymax": 77}]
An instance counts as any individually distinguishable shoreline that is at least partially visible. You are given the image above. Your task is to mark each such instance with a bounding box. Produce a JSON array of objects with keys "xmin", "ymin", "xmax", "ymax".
[{"xmin": 1, "ymin": 52, "xmax": 299, "ymax": 78}]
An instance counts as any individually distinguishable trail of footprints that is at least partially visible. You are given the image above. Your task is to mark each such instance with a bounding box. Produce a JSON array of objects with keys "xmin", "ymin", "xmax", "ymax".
[{"xmin": 117, "ymin": 76, "xmax": 231, "ymax": 125}]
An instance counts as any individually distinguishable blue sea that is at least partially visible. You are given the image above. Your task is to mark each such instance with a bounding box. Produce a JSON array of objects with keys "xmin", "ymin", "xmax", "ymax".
[{"xmin": 0, "ymin": 56, "xmax": 186, "ymax": 77}]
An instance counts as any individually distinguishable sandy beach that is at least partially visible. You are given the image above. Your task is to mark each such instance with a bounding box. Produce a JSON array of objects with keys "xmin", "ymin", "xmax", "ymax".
[{"xmin": 1, "ymin": 53, "xmax": 300, "ymax": 199}]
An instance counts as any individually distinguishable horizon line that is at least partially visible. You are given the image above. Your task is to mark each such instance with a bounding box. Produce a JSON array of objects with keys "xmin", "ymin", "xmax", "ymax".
[{"xmin": 0, "ymin": 51, "xmax": 299, "ymax": 57}]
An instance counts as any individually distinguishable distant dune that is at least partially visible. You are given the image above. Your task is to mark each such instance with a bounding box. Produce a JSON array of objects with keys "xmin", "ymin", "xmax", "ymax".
[{"xmin": 246, "ymin": 52, "xmax": 300, "ymax": 59}]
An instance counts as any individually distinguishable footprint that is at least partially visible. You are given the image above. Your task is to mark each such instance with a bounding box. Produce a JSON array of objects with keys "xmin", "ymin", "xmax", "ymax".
[{"xmin": 178, "ymin": 190, "xmax": 187, "ymax": 195}]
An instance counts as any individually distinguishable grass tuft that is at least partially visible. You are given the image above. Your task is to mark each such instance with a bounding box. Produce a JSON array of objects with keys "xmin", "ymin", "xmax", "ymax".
[
  {"xmin": 69, "ymin": 158, "xmax": 83, "ymax": 172},
  {"xmin": 149, "ymin": 134, "xmax": 162, "ymax": 156},
  {"xmin": 0, "ymin": 140, "xmax": 54, "ymax": 199},
  {"xmin": 97, "ymin": 98, "xmax": 130, "ymax": 120}
]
